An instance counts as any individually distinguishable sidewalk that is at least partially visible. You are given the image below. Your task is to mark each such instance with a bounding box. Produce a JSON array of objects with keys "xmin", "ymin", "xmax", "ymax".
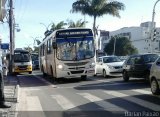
[{"xmin": 0, "ymin": 75, "xmax": 19, "ymax": 117}]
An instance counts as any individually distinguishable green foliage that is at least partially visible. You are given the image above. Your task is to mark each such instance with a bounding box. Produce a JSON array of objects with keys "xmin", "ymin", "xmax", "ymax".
[
  {"xmin": 50, "ymin": 21, "xmax": 67, "ymax": 31},
  {"xmin": 71, "ymin": 0, "xmax": 125, "ymax": 37},
  {"xmin": 23, "ymin": 47, "xmax": 33, "ymax": 53},
  {"xmin": 104, "ymin": 36, "xmax": 138, "ymax": 56},
  {"xmin": 33, "ymin": 46, "xmax": 39, "ymax": 53},
  {"xmin": 67, "ymin": 19, "xmax": 88, "ymax": 28}
]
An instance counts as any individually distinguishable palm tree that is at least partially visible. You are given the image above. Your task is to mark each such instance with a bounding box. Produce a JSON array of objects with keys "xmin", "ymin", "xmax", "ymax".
[
  {"xmin": 67, "ymin": 19, "xmax": 88, "ymax": 28},
  {"xmin": 50, "ymin": 21, "xmax": 67, "ymax": 31},
  {"xmin": 71, "ymin": 0, "xmax": 125, "ymax": 37}
]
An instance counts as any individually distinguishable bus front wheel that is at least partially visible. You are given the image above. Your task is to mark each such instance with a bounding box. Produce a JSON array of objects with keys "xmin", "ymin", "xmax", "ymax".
[{"xmin": 41, "ymin": 66, "xmax": 46, "ymax": 77}]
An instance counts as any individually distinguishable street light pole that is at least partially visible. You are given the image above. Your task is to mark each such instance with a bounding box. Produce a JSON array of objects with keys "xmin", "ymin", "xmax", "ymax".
[
  {"xmin": 40, "ymin": 22, "xmax": 53, "ymax": 31},
  {"xmin": 40, "ymin": 22, "xmax": 53, "ymax": 37},
  {"xmin": 150, "ymin": 0, "xmax": 160, "ymax": 53},
  {"xmin": 9, "ymin": 0, "xmax": 14, "ymax": 74}
]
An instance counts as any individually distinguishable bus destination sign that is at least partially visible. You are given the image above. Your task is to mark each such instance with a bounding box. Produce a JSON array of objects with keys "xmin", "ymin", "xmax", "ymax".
[{"xmin": 56, "ymin": 29, "xmax": 93, "ymax": 38}]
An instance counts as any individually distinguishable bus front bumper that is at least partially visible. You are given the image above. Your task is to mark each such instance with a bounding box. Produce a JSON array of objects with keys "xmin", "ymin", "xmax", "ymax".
[{"xmin": 56, "ymin": 68, "xmax": 95, "ymax": 78}]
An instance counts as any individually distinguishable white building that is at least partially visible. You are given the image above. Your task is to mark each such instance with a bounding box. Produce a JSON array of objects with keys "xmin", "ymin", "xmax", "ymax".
[
  {"xmin": 96, "ymin": 30, "xmax": 110, "ymax": 56},
  {"xmin": 110, "ymin": 22, "xmax": 160, "ymax": 54}
]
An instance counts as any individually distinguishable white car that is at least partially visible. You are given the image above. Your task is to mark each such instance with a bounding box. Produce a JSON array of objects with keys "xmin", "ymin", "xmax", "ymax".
[
  {"xmin": 95, "ymin": 56, "xmax": 124, "ymax": 78},
  {"xmin": 150, "ymin": 57, "xmax": 160, "ymax": 95}
]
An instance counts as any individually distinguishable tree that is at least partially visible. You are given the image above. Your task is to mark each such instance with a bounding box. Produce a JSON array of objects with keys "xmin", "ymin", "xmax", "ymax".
[
  {"xmin": 67, "ymin": 19, "xmax": 88, "ymax": 28},
  {"xmin": 23, "ymin": 46, "xmax": 33, "ymax": 53},
  {"xmin": 104, "ymin": 36, "xmax": 138, "ymax": 56},
  {"xmin": 50, "ymin": 21, "xmax": 67, "ymax": 31},
  {"xmin": 71, "ymin": 0, "xmax": 125, "ymax": 37}
]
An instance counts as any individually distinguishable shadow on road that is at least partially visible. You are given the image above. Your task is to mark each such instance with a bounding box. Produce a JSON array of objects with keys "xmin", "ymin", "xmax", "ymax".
[{"xmin": 74, "ymin": 78, "xmax": 150, "ymax": 91}]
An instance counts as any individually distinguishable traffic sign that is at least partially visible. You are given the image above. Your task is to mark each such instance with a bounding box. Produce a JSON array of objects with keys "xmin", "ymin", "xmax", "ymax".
[{"xmin": 0, "ymin": 43, "xmax": 9, "ymax": 49}]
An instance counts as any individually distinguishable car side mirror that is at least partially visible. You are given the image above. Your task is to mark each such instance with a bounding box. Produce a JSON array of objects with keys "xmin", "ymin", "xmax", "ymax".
[{"xmin": 52, "ymin": 42, "xmax": 57, "ymax": 49}]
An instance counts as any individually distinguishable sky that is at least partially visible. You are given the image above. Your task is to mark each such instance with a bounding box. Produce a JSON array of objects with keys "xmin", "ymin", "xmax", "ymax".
[{"xmin": 0, "ymin": 0, "xmax": 160, "ymax": 49}]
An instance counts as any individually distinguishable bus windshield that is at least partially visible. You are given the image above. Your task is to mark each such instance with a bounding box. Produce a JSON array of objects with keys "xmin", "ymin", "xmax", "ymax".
[
  {"xmin": 57, "ymin": 37, "xmax": 94, "ymax": 61},
  {"xmin": 14, "ymin": 52, "xmax": 30, "ymax": 62}
]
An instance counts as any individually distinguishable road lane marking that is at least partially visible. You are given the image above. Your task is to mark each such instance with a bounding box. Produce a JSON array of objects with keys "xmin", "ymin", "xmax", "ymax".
[
  {"xmin": 51, "ymin": 95, "xmax": 76, "ymax": 110},
  {"xmin": 26, "ymin": 96, "xmax": 46, "ymax": 117},
  {"xmin": 77, "ymin": 93, "xmax": 102, "ymax": 102},
  {"xmin": 27, "ymin": 96, "xmax": 43, "ymax": 111},
  {"xmin": 103, "ymin": 91, "xmax": 160, "ymax": 111},
  {"xmin": 16, "ymin": 88, "xmax": 28, "ymax": 111},
  {"xmin": 132, "ymin": 89, "xmax": 152, "ymax": 95},
  {"xmin": 77, "ymin": 93, "xmax": 126, "ymax": 111}
]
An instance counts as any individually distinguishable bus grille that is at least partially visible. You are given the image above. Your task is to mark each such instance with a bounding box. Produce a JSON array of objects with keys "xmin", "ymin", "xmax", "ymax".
[
  {"xmin": 70, "ymin": 70, "xmax": 84, "ymax": 74},
  {"xmin": 69, "ymin": 67, "xmax": 85, "ymax": 70},
  {"xmin": 65, "ymin": 62, "xmax": 88, "ymax": 66}
]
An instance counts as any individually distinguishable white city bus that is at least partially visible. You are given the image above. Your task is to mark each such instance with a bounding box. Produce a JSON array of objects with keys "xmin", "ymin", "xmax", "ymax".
[{"xmin": 39, "ymin": 28, "xmax": 95, "ymax": 81}]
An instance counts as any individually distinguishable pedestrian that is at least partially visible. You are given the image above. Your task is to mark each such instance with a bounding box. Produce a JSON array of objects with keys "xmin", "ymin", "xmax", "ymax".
[{"xmin": 0, "ymin": 56, "xmax": 11, "ymax": 108}]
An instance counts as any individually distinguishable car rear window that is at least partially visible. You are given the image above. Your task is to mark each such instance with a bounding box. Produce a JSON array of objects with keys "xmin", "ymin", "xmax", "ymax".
[{"xmin": 143, "ymin": 54, "xmax": 159, "ymax": 63}]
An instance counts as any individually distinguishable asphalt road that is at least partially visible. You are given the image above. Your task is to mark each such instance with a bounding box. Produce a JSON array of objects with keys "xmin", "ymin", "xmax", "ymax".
[{"xmin": 15, "ymin": 70, "xmax": 160, "ymax": 117}]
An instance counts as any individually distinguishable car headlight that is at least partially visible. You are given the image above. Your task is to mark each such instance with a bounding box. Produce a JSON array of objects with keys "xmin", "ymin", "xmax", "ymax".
[
  {"xmin": 107, "ymin": 65, "xmax": 114, "ymax": 69},
  {"xmin": 57, "ymin": 64, "xmax": 63, "ymax": 69}
]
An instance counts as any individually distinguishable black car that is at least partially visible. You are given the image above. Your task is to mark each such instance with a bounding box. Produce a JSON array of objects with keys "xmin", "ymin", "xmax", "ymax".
[{"xmin": 122, "ymin": 53, "xmax": 159, "ymax": 82}]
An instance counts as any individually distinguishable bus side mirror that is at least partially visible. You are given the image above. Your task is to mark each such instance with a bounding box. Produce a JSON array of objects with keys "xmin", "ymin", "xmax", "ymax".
[{"xmin": 52, "ymin": 42, "xmax": 57, "ymax": 49}]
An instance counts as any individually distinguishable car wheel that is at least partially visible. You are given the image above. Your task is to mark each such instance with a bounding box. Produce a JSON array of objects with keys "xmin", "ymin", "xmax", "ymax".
[
  {"xmin": 29, "ymin": 71, "xmax": 32, "ymax": 74},
  {"xmin": 123, "ymin": 70, "xmax": 129, "ymax": 82},
  {"xmin": 103, "ymin": 70, "xmax": 107, "ymax": 78},
  {"xmin": 151, "ymin": 78, "xmax": 160, "ymax": 95}
]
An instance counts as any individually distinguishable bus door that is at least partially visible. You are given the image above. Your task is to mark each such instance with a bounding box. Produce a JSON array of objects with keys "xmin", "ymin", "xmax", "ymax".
[{"xmin": 46, "ymin": 38, "xmax": 52, "ymax": 75}]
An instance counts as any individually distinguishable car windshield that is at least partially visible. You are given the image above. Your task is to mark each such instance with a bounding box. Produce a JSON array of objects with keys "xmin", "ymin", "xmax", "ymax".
[
  {"xmin": 103, "ymin": 56, "xmax": 122, "ymax": 63},
  {"xmin": 143, "ymin": 54, "xmax": 159, "ymax": 63}
]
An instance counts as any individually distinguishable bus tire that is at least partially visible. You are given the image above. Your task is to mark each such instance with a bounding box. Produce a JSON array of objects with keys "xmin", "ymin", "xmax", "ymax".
[
  {"xmin": 81, "ymin": 75, "xmax": 87, "ymax": 81},
  {"xmin": 41, "ymin": 66, "xmax": 46, "ymax": 77},
  {"xmin": 29, "ymin": 71, "xmax": 32, "ymax": 74}
]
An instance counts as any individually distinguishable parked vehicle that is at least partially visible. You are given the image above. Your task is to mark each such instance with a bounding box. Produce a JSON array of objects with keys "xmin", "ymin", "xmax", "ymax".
[
  {"xmin": 122, "ymin": 53, "xmax": 159, "ymax": 82},
  {"xmin": 149, "ymin": 57, "xmax": 160, "ymax": 95},
  {"xmin": 95, "ymin": 56, "xmax": 124, "ymax": 78}
]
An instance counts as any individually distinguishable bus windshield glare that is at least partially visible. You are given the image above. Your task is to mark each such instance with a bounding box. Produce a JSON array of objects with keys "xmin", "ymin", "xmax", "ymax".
[
  {"xmin": 14, "ymin": 52, "xmax": 30, "ymax": 62},
  {"xmin": 56, "ymin": 37, "xmax": 94, "ymax": 61}
]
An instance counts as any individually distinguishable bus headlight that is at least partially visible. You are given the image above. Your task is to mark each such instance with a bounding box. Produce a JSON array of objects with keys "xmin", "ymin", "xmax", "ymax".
[
  {"xmin": 58, "ymin": 64, "xmax": 63, "ymax": 69},
  {"xmin": 90, "ymin": 62, "xmax": 95, "ymax": 68}
]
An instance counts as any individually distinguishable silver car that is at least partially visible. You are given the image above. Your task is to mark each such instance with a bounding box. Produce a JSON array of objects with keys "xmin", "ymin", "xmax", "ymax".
[
  {"xmin": 150, "ymin": 57, "xmax": 160, "ymax": 95},
  {"xmin": 95, "ymin": 56, "xmax": 124, "ymax": 78}
]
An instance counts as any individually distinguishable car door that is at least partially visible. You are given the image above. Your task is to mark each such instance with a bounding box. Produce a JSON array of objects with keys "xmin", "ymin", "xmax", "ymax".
[
  {"xmin": 154, "ymin": 58, "xmax": 160, "ymax": 81},
  {"xmin": 132, "ymin": 56, "xmax": 145, "ymax": 77}
]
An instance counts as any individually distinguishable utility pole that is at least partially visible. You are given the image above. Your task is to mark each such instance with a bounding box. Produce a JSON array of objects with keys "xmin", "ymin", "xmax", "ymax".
[
  {"xmin": 9, "ymin": 0, "xmax": 14, "ymax": 74},
  {"xmin": 150, "ymin": 0, "xmax": 160, "ymax": 53}
]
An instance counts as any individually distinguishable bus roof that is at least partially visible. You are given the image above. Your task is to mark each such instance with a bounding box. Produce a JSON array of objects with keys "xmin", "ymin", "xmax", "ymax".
[
  {"xmin": 14, "ymin": 49, "xmax": 30, "ymax": 53},
  {"xmin": 39, "ymin": 28, "xmax": 93, "ymax": 47}
]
